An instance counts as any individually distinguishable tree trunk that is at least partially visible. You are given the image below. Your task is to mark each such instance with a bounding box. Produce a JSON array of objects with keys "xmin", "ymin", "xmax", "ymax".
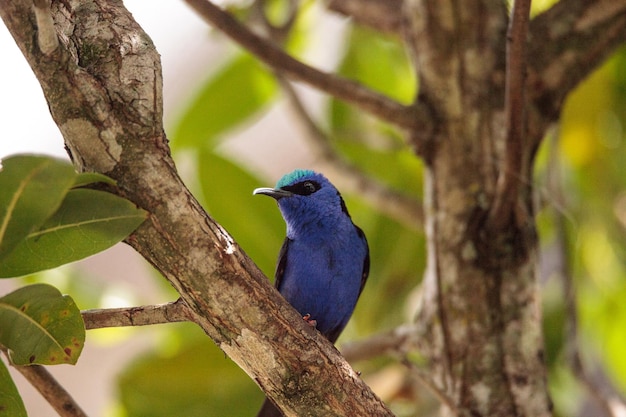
[{"xmin": 405, "ymin": 0, "xmax": 553, "ymax": 415}]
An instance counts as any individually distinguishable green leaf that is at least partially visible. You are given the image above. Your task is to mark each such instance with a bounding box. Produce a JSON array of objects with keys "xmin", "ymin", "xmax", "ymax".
[
  {"xmin": 0, "ymin": 155, "xmax": 76, "ymax": 260},
  {"xmin": 0, "ymin": 359, "xmax": 27, "ymax": 417},
  {"xmin": 0, "ymin": 189, "xmax": 147, "ymax": 278},
  {"xmin": 197, "ymin": 150, "xmax": 284, "ymax": 277},
  {"xmin": 172, "ymin": 53, "xmax": 277, "ymax": 149},
  {"xmin": 0, "ymin": 284, "xmax": 85, "ymax": 365},
  {"xmin": 72, "ymin": 172, "xmax": 116, "ymax": 188}
]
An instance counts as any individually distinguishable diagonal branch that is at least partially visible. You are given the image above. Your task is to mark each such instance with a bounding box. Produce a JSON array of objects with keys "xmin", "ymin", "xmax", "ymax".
[
  {"xmin": 528, "ymin": 0, "xmax": 626, "ymax": 134},
  {"xmin": 488, "ymin": 0, "xmax": 531, "ymax": 231},
  {"xmin": 182, "ymin": 0, "xmax": 428, "ymax": 132}
]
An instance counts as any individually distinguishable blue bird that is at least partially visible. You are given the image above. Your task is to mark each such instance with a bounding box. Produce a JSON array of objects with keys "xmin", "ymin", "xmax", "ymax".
[{"xmin": 253, "ymin": 169, "xmax": 369, "ymax": 417}]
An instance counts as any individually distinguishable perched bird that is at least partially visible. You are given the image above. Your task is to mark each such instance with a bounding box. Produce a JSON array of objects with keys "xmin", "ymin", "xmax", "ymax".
[{"xmin": 253, "ymin": 169, "xmax": 370, "ymax": 417}]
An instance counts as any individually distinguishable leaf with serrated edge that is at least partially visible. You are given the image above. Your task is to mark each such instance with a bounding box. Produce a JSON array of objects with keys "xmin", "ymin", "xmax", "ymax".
[
  {"xmin": 0, "ymin": 284, "xmax": 85, "ymax": 366},
  {"xmin": 0, "ymin": 189, "xmax": 147, "ymax": 278}
]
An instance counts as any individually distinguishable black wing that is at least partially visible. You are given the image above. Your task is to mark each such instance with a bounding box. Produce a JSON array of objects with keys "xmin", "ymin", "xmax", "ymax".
[
  {"xmin": 274, "ymin": 237, "xmax": 291, "ymax": 291},
  {"xmin": 355, "ymin": 224, "xmax": 370, "ymax": 298}
]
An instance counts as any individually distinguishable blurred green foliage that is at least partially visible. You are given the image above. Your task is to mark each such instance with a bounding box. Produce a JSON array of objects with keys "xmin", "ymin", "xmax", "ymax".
[
  {"xmin": 535, "ymin": 46, "xmax": 626, "ymax": 413},
  {"xmin": 118, "ymin": 324, "xmax": 261, "ymax": 417}
]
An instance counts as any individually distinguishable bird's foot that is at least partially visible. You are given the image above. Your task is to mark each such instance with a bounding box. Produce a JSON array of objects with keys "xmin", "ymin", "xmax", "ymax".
[{"xmin": 302, "ymin": 314, "xmax": 317, "ymax": 328}]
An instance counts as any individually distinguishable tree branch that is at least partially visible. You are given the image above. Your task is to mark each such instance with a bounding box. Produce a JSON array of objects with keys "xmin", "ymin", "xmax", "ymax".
[
  {"xmin": 0, "ymin": 0, "xmax": 392, "ymax": 415},
  {"xmin": 488, "ymin": 0, "xmax": 531, "ymax": 230},
  {"xmin": 81, "ymin": 298, "xmax": 191, "ymax": 330},
  {"xmin": 528, "ymin": 0, "xmax": 626, "ymax": 141},
  {"xmin": 2, "ymin": 350, "xmax": 88, "ymax": 417},
  {"xmin": 182, "ymin": 0, "xmax": 428, "ymax": 132}
]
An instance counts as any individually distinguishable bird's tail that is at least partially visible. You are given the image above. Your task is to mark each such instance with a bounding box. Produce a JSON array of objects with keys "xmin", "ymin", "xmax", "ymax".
[{"xmin": 256, "ymin": 397, "xmax": 283, "ymax": 417}]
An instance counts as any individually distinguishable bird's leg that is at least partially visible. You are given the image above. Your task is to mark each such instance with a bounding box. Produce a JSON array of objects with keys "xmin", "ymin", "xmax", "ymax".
[{"xmin": 302, "ymin": 313, "xmax": 317, "ymax": 328}]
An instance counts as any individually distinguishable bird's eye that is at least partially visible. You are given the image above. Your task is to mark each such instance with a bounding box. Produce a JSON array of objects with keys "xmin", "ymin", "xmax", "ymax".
[
  {"xmin": 303, "ymin": 181, "xmax": 316, "ymax": 194},
  {"xmin": 281, "ymin": 179, "xmax": 321, "ymax": 195}
]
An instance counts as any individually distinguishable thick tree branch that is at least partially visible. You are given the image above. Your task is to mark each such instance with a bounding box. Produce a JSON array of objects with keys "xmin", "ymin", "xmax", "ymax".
[
  {"xmin": 81, "ymin": 299, "xmax": 191, "ymax": 329},
  {"xmin": 0, "ymin": 1, "xmax": 391, "ymax": 415},
  {"xmin": 326, "ymin": 0, "xmax": 404, "ymax": 36},
  {"xmin": 182, "ymin": 0, "xmax": 429, "ymax": 133},
  {"xmin": 528, "ymin": 0, "xmax": 626, "ymax": 144},
  {"xmin": 2, "ymin": 350, "xmax": 87, "ymax": 417},
  {"xmin": 488, "ymin": 0, "xmax": 531, "ymax": 230}
]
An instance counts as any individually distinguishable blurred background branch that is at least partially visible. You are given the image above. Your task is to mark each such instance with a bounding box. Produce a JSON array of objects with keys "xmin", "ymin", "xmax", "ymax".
[{"xmin": 183, "ymin": 0, "xmax": 427, "ymax": 131}]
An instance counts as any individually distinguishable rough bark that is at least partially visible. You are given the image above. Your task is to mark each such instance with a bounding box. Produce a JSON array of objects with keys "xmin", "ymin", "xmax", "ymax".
[
  {"xmin": 400, "ymin": 0, "xmax": 626, "ymax": 416},
  {"xmin": 403, "ymin": 2, "xmax": 552, "ymax": 415},
  {"xmin": 0, "ymin": 0, "xmax": 391, "ymax": 415}
]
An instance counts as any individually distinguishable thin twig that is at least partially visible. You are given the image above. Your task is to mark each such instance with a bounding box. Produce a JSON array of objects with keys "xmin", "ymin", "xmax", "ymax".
[
  {"xmin": 182, "ymin": 0, "xmax": 424, "ymax": 131},
  {"xmin": 2, "ymin": 349, "xmax": 88, "ymax": 417},
  {"xmin": 488, "ymin": 0, "xmax": 531, "ymax": 230},
  {"xmin": 81, "ymin": 298, "xmax": 191, "ymax": 330}
]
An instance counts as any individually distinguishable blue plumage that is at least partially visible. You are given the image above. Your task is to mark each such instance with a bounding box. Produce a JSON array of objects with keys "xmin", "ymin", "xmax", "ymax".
[{"xmin": 253, "ymin": 169, "xmax": 369, "ymax": 417}]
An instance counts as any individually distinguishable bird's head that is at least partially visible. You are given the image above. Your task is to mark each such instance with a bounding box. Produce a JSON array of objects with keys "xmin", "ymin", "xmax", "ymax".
[{"xmin": 253, "ymin": 169, "xmax": 350, "ymax": 237}]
